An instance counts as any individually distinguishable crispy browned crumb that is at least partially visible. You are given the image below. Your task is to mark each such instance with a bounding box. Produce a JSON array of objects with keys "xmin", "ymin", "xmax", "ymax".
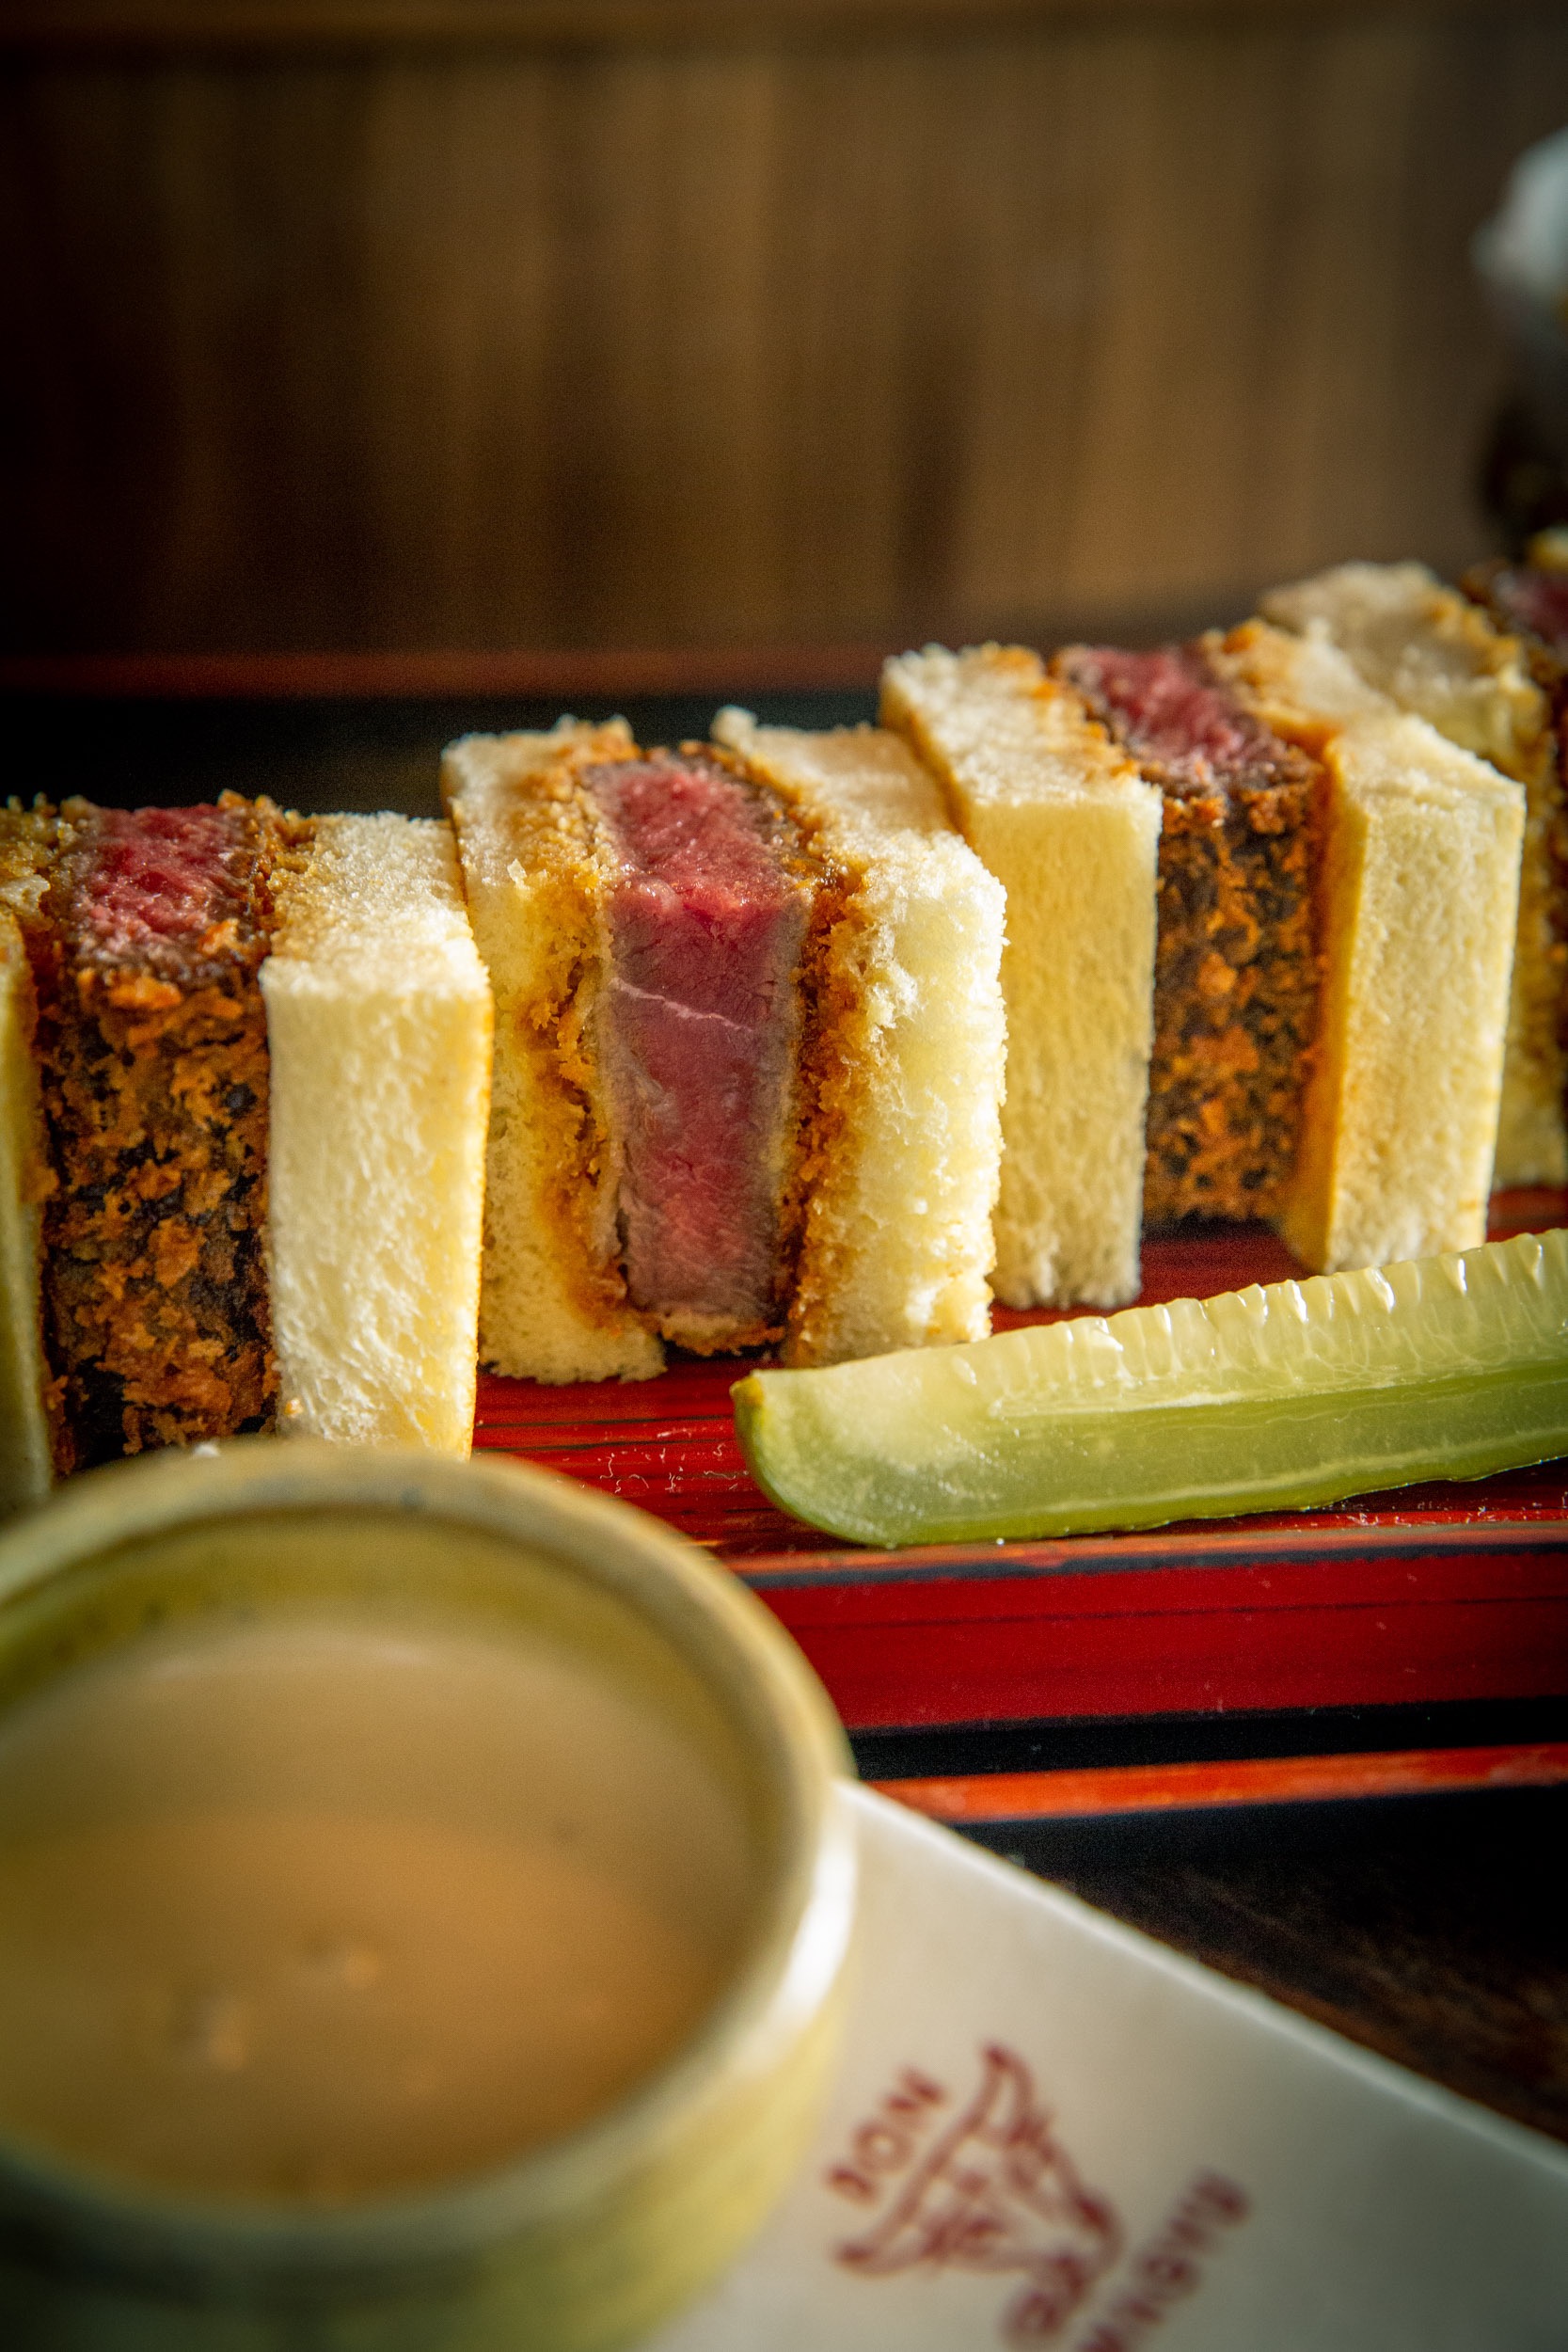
[
  {"xmin": 1145, "ymin": 769, "xmax": 1323, "ymax": 1223},
  {"xmin": 1054, "ymin": 648, "xmax": 1324, "ymax": 1224},
  {"xmin": 770, "ymin": 861, "xmax": 869, "ymax": 1365},
  {"xmin": 34, "ymin": 796, "xmax": 308, "ymax": 1468}
]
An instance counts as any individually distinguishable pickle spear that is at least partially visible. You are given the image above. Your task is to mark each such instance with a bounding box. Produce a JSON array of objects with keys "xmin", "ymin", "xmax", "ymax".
[{"xmin": 733, "ymin": 1230, "xmax": 1568, "ymax": 1547}]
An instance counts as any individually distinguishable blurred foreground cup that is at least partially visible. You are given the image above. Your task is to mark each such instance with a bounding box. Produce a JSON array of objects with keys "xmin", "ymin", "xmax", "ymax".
[{"xmin": 0, "ymin": 1443, "xmax": 856, "ymax": 2350}]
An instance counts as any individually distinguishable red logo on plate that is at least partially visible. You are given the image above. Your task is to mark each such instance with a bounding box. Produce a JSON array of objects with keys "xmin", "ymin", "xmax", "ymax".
[{"xmin": 827, "ymin": 2042, "xmax": 1122, "ymax": 2343}]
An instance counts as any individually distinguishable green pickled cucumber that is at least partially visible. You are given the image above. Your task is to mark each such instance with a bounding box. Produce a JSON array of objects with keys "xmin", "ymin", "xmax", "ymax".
[{"xmin": 733, "ymin": 1230, "xmax": 1568, "ymax": 1547}]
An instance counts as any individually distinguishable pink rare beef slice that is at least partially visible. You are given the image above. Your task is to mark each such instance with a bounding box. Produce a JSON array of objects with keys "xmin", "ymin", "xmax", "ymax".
[
  {"xmin": 582, "ymin": 755, "xmax": 808, "ymax": 1346},
  {"xmin": 1062, "ymin": 644, "xmax": 1295, "ymax": 791}
]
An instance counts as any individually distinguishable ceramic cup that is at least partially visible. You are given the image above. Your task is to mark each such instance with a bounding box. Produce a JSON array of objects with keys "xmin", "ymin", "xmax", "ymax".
[{"xmin": 0, "ymin": 1441, "xmax": 857, "ymax": 2350}]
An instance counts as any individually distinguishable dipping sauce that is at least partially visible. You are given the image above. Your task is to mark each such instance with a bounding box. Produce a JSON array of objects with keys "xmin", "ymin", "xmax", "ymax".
[{"xmin": 0, "ymin": 1611, "xmax": 755, "ymax": 2203}]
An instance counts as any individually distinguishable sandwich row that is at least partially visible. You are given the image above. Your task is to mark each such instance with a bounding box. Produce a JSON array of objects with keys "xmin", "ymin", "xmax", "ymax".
[
  {"xmin": 2, "ymin": 547, "xmax": 1564, "ymax": 1510},
  {"xmin": 451, "ymin": 545, "xmax": 1566, "ymax": 1382}
]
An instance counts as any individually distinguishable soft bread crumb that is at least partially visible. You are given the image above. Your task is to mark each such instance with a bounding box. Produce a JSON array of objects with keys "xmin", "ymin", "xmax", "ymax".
[
  {"xmin": 262, "ymin": 814, "xmax": 493, "ymax": 1449},
  {"xmin": 879, "ymin": 646, "xmax": 1161, "ymax": 1309},
  {"xmin": 714, "ymin": 711, "xmax": 1006, "ymax": 1364},
  {"xmin": 1262, "ymin": 563, "xmax": 1547, "ymax": 773}
]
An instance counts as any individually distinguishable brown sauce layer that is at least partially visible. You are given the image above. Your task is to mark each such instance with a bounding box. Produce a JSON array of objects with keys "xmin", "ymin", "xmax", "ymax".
[
  {"xmin": 1055, "ymin": 644, "xmax": 1323, "ymax": 1224},
  {"xmin": 0, "ymin": 1612, "xmax": 750, "ymax": 2201}
]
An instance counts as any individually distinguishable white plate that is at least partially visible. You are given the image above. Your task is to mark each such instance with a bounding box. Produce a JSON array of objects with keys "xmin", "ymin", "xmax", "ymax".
[{"xmin": 652, "ymin": 1786, "xmax": 1568, "ymax": 2351}]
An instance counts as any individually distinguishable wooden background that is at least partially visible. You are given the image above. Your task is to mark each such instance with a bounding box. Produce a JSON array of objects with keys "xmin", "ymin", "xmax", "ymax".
[{"xmin": 4, "ymin": 0, "xmax": 1568, "ymax": 659}]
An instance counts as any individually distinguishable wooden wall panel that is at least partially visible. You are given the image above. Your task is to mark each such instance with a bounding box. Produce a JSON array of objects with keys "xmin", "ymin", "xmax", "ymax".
[{"xmin": 3, "ymin": 7, "xmax": 1567, "ymax": 655}]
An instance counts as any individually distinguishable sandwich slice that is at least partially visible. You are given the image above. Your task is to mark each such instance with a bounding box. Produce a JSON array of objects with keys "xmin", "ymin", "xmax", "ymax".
[
  {"xmin": 710, "ymin": 709, "xmax": 1006, "ymax": 1366},
  {"xmin": 1204, "ymin": 622, "xmax": 1525, "ymax": 1271},
  {"xmin": 1051, "ymin": 642, "xmax": 1324, "ymax": 1228},
  {"xmin": 262, "ymin": 814, "xmax": 492, "ymax": 1452},
  {"xmin": 439, "ymin": 721, "xmax": 676, "ymax": 1385},
  {"xmin": 1261, "ymin": 560, "xmax": 1565, "ymax": 1185},
  {"xmin": 0, "ymin": 796, "xmax": 491, "ymax": 1508},
  {"xmin": 29, "ymin": 798, "xmax": 290, "ymax": 1470},
  {"xmin": 441, "ymin": 717, "xmax": 1006, "ymax": 1378},
  {"xmin": 879, "ymin": 644, "xmax": 1162, "ymax": 1309}
]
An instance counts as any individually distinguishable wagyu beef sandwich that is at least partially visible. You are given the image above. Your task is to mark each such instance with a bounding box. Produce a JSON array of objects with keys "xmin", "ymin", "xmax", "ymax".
[
  {"xmin": 1050, "ymin": 640, "xmax": 1323, "ymax": 1232},
  {"xmin": 882, "ymin": 638, "xmax": 1325, "ymax": 1294},
  {"xmin": 1204, "ymin": 620, "xmax": 1525, "ymax": 1273},
  {"xmin": 441, "ymin": 717, "xmax": 1006, "ymax": 1382},
  {"xmin": 711, "ymin": 709, "xmax": 1007, "ymax": 1367},
  {"xmin": 0, "ymin": 796, "xmax": 491, "ymax": 1510},
  {"xmin": 5, "ymin": 797, "xmax": 289, "ymax": 1472},
  {"xmin": 1260, "ymin": 559, "xmax": 1566, "ymax": 1187},
  {"xmin": 886, "ymin": 625, "xmax": 1524, "ymax": 1299}
]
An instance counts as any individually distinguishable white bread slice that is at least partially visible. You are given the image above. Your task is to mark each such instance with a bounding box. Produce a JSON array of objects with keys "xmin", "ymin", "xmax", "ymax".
[
  {"xmin": 261, "ymin": 814, "xmax": 493, "ymax": 1451},
  {"xmin": 1262, "ymin": 561, "xmax": 1565, "ymax": 1185},
  {"xmin": 0, "ymin": 912, "xmax": 52, "ymax": 1516},
  {"xmin": 712, "ymin": 710, "xmax": 1006, "ymax": 1364},
  {"xmin": 1206, "ymin": 623, "xmax": 1525, "ymax": 1270},
  {"xmin": 442, "ymin": 723, "xmax": 664, "ymax": 1384},
  {"xmin": 879, "ymin": 644, "xmax": 1162, "ymax": 1309}
]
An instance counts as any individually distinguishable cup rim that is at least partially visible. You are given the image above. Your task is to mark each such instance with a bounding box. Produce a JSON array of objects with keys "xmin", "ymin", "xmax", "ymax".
[{"xmin": 0, "ymin": 1440, "xmax": 856, "ymax": 2275}]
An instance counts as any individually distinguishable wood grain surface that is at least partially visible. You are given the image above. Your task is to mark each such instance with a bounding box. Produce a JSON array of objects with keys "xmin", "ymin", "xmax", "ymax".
[
  {"xmin": 0, "ymin": 3, "xmax": 1536, "ymax": 53},
  {"xmin": 1008, "ymin": 1786, "xmax": 1568, "ymax": 2145},
  {"xmin": 6, "ymin": 7, "xmax": 1567, "ymax": 655}
]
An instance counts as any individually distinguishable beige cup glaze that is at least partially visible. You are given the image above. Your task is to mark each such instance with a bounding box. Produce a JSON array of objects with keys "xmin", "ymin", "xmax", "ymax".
[{"xmin": 0, "ymin": 1442, "xmax": 857, "ymax": 2351}]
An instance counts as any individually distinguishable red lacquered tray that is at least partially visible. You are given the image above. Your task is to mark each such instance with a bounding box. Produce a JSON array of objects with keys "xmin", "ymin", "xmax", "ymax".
[{"xmin": 474, "ymin": 1191, "xmax": 1568, "ymax": 1745}]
